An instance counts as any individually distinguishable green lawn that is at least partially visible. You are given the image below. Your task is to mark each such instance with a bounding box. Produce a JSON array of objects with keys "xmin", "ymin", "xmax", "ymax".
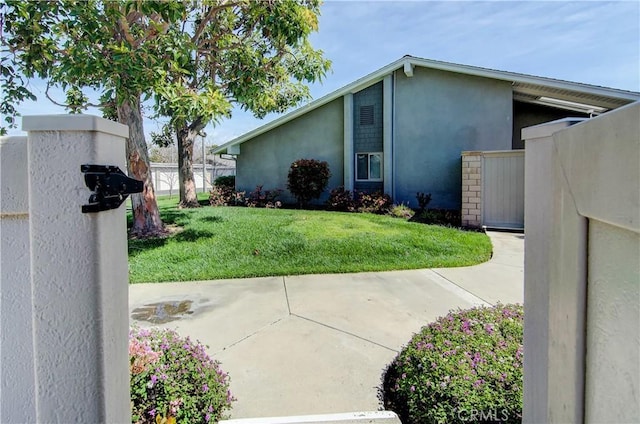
[{"xmin": 128, "ymin": 195, "xmax": 492, "ymax": 283}]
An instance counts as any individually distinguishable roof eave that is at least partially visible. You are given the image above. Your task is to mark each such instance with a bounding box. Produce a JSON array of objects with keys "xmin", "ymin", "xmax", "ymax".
[
  {"xmin": 212, "ymin": 57, "xmax": 410, "ymax": 154},
  {"xmin": 213, "ymin": 55, "xmax": 640, "ymax": 154}
]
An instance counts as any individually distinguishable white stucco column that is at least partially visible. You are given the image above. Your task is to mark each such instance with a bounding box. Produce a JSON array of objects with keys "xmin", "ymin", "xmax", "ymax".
[
  {"xmin": 383, "ymin": 75, "xmax": 393, "ymax": 197},
  {"xmin": 22, "ymin": 115, "xmax": 131, "ymax": 423},
  {"xmin": 0, "ymin": 136, "xmax": 37, "ymax": 423},
  {"xmin": 343, "ymin": 93, "xmax": 354, "ymax": 191},
  {"xmin": 521, "ymin": 118, "xmax": 586, "ymax": 424}
]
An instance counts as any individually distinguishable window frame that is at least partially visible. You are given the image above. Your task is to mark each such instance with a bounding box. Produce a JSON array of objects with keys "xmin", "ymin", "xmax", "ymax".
[{"xmin": 355, "ymin": 152, "xmax": 383, "ymax": 182}]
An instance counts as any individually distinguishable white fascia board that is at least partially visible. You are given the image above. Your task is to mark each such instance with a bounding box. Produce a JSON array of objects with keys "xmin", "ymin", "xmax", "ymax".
[
  {"xmin": 212, "ymin": 55, "xmax": 639, "ymax": 154},
  {"xmin": 212, "ymin": 58, "xmax": 409, "ymax": 154},
  {"xmin": 406, "ymin": 57, "xmax": 640, "ymax": 101}
]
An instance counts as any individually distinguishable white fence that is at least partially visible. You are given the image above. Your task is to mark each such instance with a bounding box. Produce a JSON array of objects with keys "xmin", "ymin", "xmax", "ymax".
[
  {"xmin": 522, "ymin": 103, "xmax": 639, "ymax": 423},
  {"xmin": 461, "ymin": 150, "xmax": 525, "ymax": 229},
  {"xmin": 151, "ymin": 162, "xmax": 235, "ymax": 195}
]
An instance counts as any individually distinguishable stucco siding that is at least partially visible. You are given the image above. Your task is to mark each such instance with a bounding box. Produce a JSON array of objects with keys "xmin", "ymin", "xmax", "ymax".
[
  {"xmin": 236, "ymin": 97, "xmax": 344, "ymax": 204},
  {"xmin": 394, "ymin": 67, "xmax": 513, "ymax": 209}
]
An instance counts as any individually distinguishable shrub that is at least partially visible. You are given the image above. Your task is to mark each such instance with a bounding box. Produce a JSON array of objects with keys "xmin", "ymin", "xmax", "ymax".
[
  {"xmin": 209, "ymin": 185, "xmax": 236, "ymax": 207},
  {"xmin": 413, "ymin": 209, "xmax": 461, "ymax": 227},
  {"xmin": 416, "ymin": 192, "xmax": 432, "ymax": 212},
  {"xmin": 245, "ymin": 185, "xmax": 282, "ymax": 208},
  {"xmin": 357, "ymin": 191, "xmax": 392, "ymax": 214},
  {"xmin": 287, "ymin": 159, "xmax": 330, "ymax": 207},
  {"xmin": 214, "ymin": 175, "xmax": 235, "ymax": 189},
  {"xmin": 380, "ymin": 304, "xmax": 524, "ymax": 424},
  {"xmin": 389, "ymin": 204, "xmax": 415, "ymax": 220},
  {"xmin": 130, "ymin": 327, "xmax": 234, "ymax": 424},
  {"xmin": 326, "ymin": 186, "xmax": 357, "ymax": 212}
]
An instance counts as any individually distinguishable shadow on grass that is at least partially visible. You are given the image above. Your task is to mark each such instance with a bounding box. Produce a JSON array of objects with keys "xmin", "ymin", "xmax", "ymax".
[
  {"xmin": 128, "ymin": 237, "xmax": 168, "ymax": 258},
  {"xmin": 174, "ymin": 229, "xmax": 215, "ymax": 242},
  {"xmin": 159, "ymin": 208, "xmax": 191, "ymax": 226},
  {"xmin": 199, "ymin": 215, "xmax": 224, "ymax": 223}
]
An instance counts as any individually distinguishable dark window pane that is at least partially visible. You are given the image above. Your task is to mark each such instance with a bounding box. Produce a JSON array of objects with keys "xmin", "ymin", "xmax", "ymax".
[{"xmin": 357, "ymin": 154, "xmax": 368, "ymax": 180}]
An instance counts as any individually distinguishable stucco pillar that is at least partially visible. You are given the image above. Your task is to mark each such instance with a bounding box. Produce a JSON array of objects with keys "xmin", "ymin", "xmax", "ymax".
[
  {"xmin": 22, "ymin": 115, "xmax": 131, "ymax": 423},
  {"xmin": 0, "ymin": 136, "xmax": 37, "ymax": 423},
  {"xmin": 343, "ymin": 93, "xmax": 354, "ymax": 191},
  {"xmin": 521, "ymin": 118, "xmax": 586, "ymax": 424}
]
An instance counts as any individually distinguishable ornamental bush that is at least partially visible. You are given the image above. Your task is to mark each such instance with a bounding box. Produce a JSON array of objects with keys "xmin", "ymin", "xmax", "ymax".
[
  {"xmin": 213, "ymin": 175, "xmax": 235, "ymax": 189},
  {"xmin": 357, "ymin": 191, "xmax": 393, "ymax": 214},
  {"xmin": 130, "ymin": 327, "xmax": 234, "ymax": 424},
  {"xmin": 245, "ymin": 185, "xmax": 282, "ymax": 208},
  {"xmin": 287, "ymin": 159, "xmax": 330, "ymax": 207},
  {"xmin": 326, "ymin": 186, "xmax": 357, "ymax": 212},
  {"xmin": 380, "ymin": 304, "xmax": 524, "ymax": 424}
]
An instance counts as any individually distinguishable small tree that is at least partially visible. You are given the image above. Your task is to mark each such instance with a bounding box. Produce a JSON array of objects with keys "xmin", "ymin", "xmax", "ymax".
[{"xmin": 287, "ymin": 159, "xmax": 330, "ymax": 207}]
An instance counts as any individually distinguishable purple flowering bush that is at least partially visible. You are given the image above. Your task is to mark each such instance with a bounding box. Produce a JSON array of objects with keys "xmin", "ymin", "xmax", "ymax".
[
  {"xmin": 130, "ymin": 327, "xmax": 234, "ymax": 424},
  {"xmin": 380, "ymin": 304, "xmax": 523, "ymax": 424}
]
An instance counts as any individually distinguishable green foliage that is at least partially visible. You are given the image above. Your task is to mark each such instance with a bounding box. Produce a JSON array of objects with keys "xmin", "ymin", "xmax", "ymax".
[
  {"xmin": 389, "ymin": 204, "xmax": 415, "ymax": 220},
  {"xmin": 357, "ymin": 191, "xmax": 393, "ymax": 214},
  {"xmin": 413, "ymin": 209, "xmax": 461, "ymax": 227},
  {"xmin": 380, "ymin": 304, "xmax": 524, "ymax": 424},
  {"xmin": 287, "ymin": 158, "xmax": 331, "ymax": 206},
  {"xmin": 129, "ymin": 327, "xmax": 233, "ymax": 424},
  {"xmin": 209, "ymin": 175, "xmax": 238, "ymax": 206},
  {"xmin": 208, "ymin": 185, "xmax": 237, "ymax": 207},
  {"xmin": 128, "ymin": 197, "xmax": 493, "ymax": 283},
  {"xmin": 0, "ymin": 58, "xmax": 36, "ymax": 134},
  {"xmin": 213, "ymin": 176, "xmax": 235, "ymax": 189},
  {"xmin": 326, "ymin": 188, "xmax": 392, "ymax": 214}
]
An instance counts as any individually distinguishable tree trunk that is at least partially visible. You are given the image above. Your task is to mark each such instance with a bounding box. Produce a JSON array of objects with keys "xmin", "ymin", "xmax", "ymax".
[
  {"xmin": 176, "ymin": 120, "xmax": 204, "ymax": 208},
  {"xmin": 117, "ymin": 96, "xmax": 166, "ymax": 237}
]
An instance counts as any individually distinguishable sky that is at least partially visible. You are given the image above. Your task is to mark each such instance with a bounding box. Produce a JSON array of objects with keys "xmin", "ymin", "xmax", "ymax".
[{"xmin": 8, "ymin": 1, "xmax": 640, "ymax": 145}]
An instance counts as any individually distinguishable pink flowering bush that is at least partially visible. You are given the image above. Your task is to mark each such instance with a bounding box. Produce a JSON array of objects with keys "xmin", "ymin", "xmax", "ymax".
[
  {"xmin": 380, "ymin": 304, "xmax": 523, "ymax": 424},
  {"xmin": 130, "ymin": 327, "xmax": 234, "ymax": 424}
]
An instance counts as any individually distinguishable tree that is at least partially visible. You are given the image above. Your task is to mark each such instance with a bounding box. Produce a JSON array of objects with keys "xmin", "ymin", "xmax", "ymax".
[
  {"xmin": 2, "ymin": 1, "xmax": 331, "ymax": 213},
  {"xmin": 151, "ymin": 1, "xmax": 331, "ymax": 208},
  {"xmin": 1, "ymin": 1, "xmax": 188, "ymax": 237}
]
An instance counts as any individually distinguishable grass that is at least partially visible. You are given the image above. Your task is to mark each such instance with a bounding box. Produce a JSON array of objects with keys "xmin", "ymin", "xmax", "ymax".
[{"xmin": 128, "ymin": 195, "xmax": 492, "ymax": 283}]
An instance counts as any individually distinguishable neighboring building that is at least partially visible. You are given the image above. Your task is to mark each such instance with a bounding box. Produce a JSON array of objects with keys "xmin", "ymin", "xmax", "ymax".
[
  {"xmin": 150, "ymin": 155, "xmax": 236, "ymax": 195},
  {"xmin": 213, "ymin": 55, "xmax": 639, "ymax": 209}
]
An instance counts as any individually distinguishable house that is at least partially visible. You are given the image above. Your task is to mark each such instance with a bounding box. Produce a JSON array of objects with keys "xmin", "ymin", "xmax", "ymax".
[{"xmin": 213, "ymin": 55, "xmax": 639, "ymax": 211}]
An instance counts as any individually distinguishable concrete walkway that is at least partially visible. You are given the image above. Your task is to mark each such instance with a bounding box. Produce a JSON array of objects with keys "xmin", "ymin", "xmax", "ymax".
[{"xmin": 128, "ymin": 231, "xmax": 523, "ymax": 420}]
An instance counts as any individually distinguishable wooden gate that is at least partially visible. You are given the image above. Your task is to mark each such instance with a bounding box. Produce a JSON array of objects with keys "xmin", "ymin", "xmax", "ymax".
[{"xmin": 481, "ymin": 150, "xmax": 525, "ymax": 229}]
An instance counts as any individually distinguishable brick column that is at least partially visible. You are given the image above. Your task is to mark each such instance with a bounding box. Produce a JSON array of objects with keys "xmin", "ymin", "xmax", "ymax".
[{"xmin": 461, "ymin": 151, "xmax": 483, "ymax": 228}]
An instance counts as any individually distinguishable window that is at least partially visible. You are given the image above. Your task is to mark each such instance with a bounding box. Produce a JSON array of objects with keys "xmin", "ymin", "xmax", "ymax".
[
  {"xmin": 359, "ymin": 105, "xmax": 374, "ymax": 126},
  {"xmin": 356, "ymin": 152, "xmax": 383, "ymax": 181}
]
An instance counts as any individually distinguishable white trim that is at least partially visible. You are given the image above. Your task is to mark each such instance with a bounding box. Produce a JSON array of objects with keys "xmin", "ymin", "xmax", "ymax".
[
  {"xmin": 220, "ymin": 411, "xmax": 400, "ymax": 424},
  {"xmin": 383, "ymin": 74, "xmax": 393, "ymax": 195},
  {"xmin": 355, "ymin": 152, "xmax": 383, "ymax": 182},
  {"xmin": 343, "ymin": 93, "xmax": 354, "ymax": 191},
  {"xmin": 213, "ymin": 56, "xmax": 639, "ymax": 154}
]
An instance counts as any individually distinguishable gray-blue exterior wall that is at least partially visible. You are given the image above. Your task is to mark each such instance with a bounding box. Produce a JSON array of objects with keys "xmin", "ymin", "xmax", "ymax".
[
  {"xmin": 393, "ymin": 67, "xmax": 512, "ymax": 209},
  {"xmin": 235, "ymin": 97, "xmax": 344, "ymax": 204}
]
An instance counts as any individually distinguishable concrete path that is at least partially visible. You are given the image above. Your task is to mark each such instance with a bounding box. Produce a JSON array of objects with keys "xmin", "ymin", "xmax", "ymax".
[{"xmin": 128, "ymin": 231, "xmax": 523, "ymax": 420}]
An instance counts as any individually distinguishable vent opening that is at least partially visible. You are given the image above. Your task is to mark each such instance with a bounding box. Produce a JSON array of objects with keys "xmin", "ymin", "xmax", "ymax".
[{"xmin": 359, "ymin": 105, "xmax": 374, "ymax": 126}]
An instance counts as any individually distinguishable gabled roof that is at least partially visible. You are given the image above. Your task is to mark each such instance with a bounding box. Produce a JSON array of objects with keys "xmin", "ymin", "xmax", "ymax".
[{"xmin": 214, "ymin": 55, "xmax": 640, "ymax": 154}]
